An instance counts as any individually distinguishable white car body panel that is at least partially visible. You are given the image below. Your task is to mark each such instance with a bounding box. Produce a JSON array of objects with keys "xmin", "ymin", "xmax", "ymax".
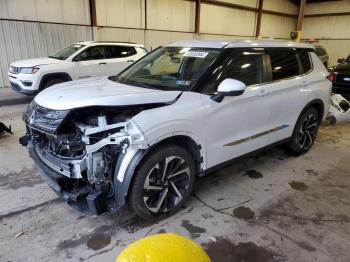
[
  {"xmin": 131, "ymin": 88, "xmax": 271, "ymax": 170},
  {"xmin": 28, "ymin": 39, "xmax": 332, "ymax": 200},
  {"xmin": 8, "ymin": 42, "xmax": 146, "ymax": 95},
  {"xmin": 10, "ymin": 57, "xmax": 61, "ymax": 67},
  {"xmin": 35, "ymin": 76, "xmax": 181, "ymax": 110}
]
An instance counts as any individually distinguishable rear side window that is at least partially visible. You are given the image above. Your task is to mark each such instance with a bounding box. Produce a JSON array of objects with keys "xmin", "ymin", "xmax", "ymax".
[
  {"xmin": 202, "ymin": 48, "xmax": 264, "ymax": 94},
  {"xmin": 298, "ymin": 49, "xmax": 312, "ymax": 73},
  {"xmin": 106, "ymin": 46, "xmax": 137, "ymax": 58},
  {"xmin": 268, "ymin": 49, "xmax": 299, "ymax": 80}
]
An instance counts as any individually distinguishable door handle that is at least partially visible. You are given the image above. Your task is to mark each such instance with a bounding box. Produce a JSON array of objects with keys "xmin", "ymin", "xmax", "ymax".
[
  {"xmin": 256, "ymin": 89, "xmax": 269, "ymax": 97},
  {"xmin": 99, "ymin": 62, "xmax": 107, "ymax": 65},
  {"xmin": 127, "ymin": 60, "xmax": 134, "ymax": 63}
]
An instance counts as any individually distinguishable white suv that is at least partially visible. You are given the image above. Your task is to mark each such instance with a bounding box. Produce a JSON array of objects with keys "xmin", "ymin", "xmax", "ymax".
[
  {"xmin": 20, "ymin": 39, "xmax": 331, "ymax": 220},
  {"xmin": 8, "ymin": 41, "xmax": 147, "ymax": 96}
]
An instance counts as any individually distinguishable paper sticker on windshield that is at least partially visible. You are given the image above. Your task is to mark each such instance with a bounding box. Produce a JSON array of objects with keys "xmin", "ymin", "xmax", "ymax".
[
  {"xmin": 176, "ymin": 80, "xmax": 191, "ymax": 86},
  {"xmin": 183, "ymin": 51, "xmax": 208, "ymax": 58}
]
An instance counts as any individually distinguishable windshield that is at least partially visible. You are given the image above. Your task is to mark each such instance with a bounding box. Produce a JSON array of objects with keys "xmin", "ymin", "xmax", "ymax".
[
  {"xmin": 49, "ymin": 44, "xmax": 85, "ymax": 60},
  {"xmin": 113, "ymin": 47, "xmax": 221, "ymax": 91}
]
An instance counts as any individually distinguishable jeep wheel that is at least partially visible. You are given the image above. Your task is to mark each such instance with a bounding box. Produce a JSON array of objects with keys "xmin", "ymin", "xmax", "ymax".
[
  {"xmin": 288, "ymin": 107, "xmax": 319, "ymax": 154},
  {"xmin": 128, "ymin": 145, "xmax": 196, "ymax": 220},
  {"xmin": 43, "ymin": 78, "xmax": 65, "ymax": 89}
]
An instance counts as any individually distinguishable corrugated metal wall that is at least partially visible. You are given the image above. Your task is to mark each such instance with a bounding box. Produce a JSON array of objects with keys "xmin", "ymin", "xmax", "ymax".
[
  {"xmin": 96, "ymin": 0, "xmax": 197, "ymax": 48},
  {"xmin": 0, "ymin": 0, "xmax": 300, "ymax": 87},
  {"xmin": 0, "ymin": 20, "xmax": 92, "ymax": 87},
  {"xmin": 96, "ymin": 0, "xmax": 298, "ymax": 48},
  {"xmin": 0, "ymin": 0, "xmax": 91, "ymax": 87},
  {"xmin": 303, "ymin": 1, "xmax": 350, "ymax": 66}
]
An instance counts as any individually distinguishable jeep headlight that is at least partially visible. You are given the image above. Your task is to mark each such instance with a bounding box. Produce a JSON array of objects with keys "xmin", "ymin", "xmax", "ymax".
[{"xmin": 20, "ymin": 67, "xmax": 39, "ymax": 74}]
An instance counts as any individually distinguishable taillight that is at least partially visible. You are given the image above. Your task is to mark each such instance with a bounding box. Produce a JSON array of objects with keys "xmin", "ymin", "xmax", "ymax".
[{"xmin": 327, "ymin": 74, "xmax": 334, "ymax": 82}]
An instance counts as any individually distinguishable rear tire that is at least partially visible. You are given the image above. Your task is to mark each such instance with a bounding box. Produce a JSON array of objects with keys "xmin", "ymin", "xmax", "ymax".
[
  {"xmin": 287, "ymin": 107, "xmax": 319, "ymax": 155},
  {"xmin": 128, "ymin": 144, "xmax": 196, "ymax": 221}
]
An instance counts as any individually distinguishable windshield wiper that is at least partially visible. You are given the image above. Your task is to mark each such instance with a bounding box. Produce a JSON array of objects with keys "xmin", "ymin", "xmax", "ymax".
[{"xmin": 130, "ymin": 81, "xmax": 155, "ymax": 89}]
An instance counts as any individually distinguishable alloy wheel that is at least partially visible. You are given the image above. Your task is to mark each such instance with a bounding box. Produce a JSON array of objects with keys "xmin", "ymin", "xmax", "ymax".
[
  {"xmin": 298, "ymin": 113, "xmax": 318, "ymax": 150},
  {"xmin": 143, "ymin": 156, "xmax": 191, "ymax": 213}
]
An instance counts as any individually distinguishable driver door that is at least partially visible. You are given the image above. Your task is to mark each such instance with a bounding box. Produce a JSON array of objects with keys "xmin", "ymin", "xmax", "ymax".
[
  {"xmin": 72, "ymin": 45, "xmax": 108, "ymax": 79},
  {"xmin": 203, "ymin": 48, "xmax": 273, "ymax": 168}
]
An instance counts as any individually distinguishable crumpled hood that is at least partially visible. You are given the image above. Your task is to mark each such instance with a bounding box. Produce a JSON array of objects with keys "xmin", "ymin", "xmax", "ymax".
[
  {"xmin": 35, "ymin": 76, "xmax": 182, "ymax": 110},
  {"xmin": 11, "ymin": 57, "xmax": 61, "ymax": 67}
]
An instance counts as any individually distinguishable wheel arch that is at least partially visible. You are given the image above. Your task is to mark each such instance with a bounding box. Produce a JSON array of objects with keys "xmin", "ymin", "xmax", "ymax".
[
  {"xmin": 113, "ymin": 134, "xmax": 204, "ymax": 210},
  {"xmin": 148, "ymin": 135, "xmax": 203, "ymax": 174},
  {"xmin": 300, "ymin": 99, "xmax": 325, "ymax": 124},
  {"xmin": 38, "ymin": 72, "xmax": 72, "ymax": 90}
]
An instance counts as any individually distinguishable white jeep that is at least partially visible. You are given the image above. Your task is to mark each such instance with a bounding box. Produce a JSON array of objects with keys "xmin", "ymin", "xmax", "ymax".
[
  {"xmin": 21, "ymin": 39, "xmax": 331, "ymax": 220},
  {"xmin": 8, "ymin": 41, "xmax": 147, "ymax": 96}
]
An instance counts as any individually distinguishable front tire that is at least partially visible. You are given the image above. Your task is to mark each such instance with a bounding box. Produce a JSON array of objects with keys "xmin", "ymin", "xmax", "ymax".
[
  {"xmin": 43, "ymin": 78, "xmax": 66, "ymax": 89},
  {"xmin": 287, "ymin": 107, "xmax": 319, "ymax": 154},
  {"xmin": 128, "ymin": 144, "xmax": 196, "ymax": 221}
]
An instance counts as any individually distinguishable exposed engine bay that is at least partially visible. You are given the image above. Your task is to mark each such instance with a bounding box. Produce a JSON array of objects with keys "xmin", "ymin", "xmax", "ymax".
[{"xmin": 20, "ymin": 101, "xmax": 165, "ymax": 214}]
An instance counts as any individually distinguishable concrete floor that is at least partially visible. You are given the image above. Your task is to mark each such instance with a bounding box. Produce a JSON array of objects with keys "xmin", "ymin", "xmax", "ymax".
[{"xmin": 0, "ymin": 103, "xmax": 349, "ymax": 262}]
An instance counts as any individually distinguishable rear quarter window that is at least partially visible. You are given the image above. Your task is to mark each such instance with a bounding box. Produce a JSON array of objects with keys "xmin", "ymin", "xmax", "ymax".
[{"xmin": 298, "ymin": 49, "xmax": 312, "ymax": 73}]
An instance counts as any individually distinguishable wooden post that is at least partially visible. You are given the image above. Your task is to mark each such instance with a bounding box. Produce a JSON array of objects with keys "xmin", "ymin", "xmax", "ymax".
[
  {"xmin": 89, "ymin": 0, "xmax": 97, "ymax": 27},
  {"xmin": 297, "ymin": 0, "xmax": 306, "ymax": 31},
  {"xmin": 255, "ymin": 0, "xmax": 263, "ymax": 37},
  {"xmin": 195, "ymin": 0, "xmax": 201, "ymax": 34},
  {"xmin": 89, "ymin": 0, "xmax": 97, "ymax": 40},
  {"xmin": 144, "ymin": 0, "xmax": 147, "ymax": 30}
]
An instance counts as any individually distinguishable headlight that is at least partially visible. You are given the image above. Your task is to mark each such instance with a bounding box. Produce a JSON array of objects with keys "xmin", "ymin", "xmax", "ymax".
[{"xmin": 20, "ymin": 67, "xmax": 39, "ymax": 74}]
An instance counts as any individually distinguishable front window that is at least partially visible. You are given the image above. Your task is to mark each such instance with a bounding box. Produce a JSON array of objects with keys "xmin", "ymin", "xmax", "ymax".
[
  {"xmin": 113, "ymin": 47, "xmax": 221, "ymax": 91},
  {"xmin": 74, "ymin": 46, "xmax": 105, "ymax": 61},
  {"xmin": 49, "ymin": 44, "xmax": 85, "ymax": 60},
  {"xmin": 201, "ymin": 48, "xmax": 264, "ymax": 94}
]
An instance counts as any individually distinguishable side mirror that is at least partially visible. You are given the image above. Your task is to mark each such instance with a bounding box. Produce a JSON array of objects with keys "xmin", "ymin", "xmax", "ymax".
[
  {"xmin": 338, "ymin": 58, "xmax": 345, "ymax": 64},
  {"xmin": 73, "ymin": 55, "xmax": 82, "ymax": 62},
  {"xmin": 73, "ymin": 53, "xmax": 86, "ymax": 62},
  {"xmin": 211, "ymin": 78, "xmax": 246, "ymax": 102}
]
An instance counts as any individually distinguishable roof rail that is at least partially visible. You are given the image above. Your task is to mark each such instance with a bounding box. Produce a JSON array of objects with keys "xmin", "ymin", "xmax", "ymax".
[{"xmin": 92, "ymin": 41, "xmax": 137, "ymax": 44}]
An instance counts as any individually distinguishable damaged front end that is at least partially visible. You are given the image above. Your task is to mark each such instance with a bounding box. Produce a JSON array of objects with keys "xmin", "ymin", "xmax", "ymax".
[{"xmin": 20, "ymin": 101, "xmax": 150, "ymax": 215}]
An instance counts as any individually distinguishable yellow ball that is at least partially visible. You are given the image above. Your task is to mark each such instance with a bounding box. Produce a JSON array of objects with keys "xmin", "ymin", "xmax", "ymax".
[{"xmin": 116, "ymin": 233, "xmax": 211, "ymax": 262}]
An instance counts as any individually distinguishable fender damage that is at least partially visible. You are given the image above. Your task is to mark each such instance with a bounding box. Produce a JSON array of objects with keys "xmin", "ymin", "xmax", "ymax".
[{"xmin": 20, "ymin": 96, "xmax": 180, "ymax": 215}]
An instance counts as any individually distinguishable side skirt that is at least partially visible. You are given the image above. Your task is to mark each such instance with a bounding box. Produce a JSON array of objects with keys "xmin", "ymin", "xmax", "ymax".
[{"xmin": 200, "ymin": 137, "xmax": 291, "ymax": 177}]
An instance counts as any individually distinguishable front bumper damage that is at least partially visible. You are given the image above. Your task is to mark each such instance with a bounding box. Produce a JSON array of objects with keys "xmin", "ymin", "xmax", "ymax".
[{"xmin": 20, "ymin": 103, "xmax": 147, "ymax": 215}]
